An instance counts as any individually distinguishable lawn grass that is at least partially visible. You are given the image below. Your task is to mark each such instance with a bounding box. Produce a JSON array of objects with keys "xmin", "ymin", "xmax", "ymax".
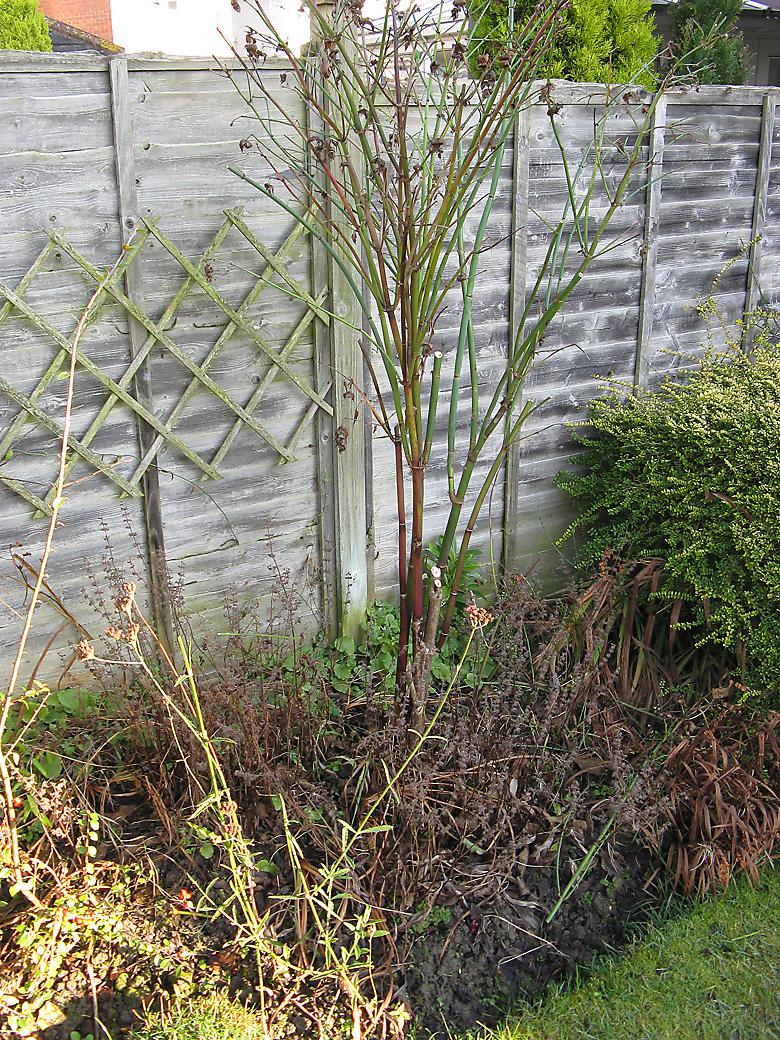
[
  {"xmin": 487, "ymin": 866, "xmax": 780, "ymax": 1040},
  {"xmin": 130, "ymin": 991, "xmax": 268, "ymax": 1040}
]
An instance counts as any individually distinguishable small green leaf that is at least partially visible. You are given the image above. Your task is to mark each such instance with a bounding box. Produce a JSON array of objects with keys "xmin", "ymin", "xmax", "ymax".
[
  {"xmin": 462, "ymin": 836, "xmax": 487, "ymax": 855},
  {"xmin": 56, "ymin": 689, "xmax": 81, "ymax": 714},
  {"xmin": 32, "ymin": 750, "xmax": 62, "ymax": 780}
]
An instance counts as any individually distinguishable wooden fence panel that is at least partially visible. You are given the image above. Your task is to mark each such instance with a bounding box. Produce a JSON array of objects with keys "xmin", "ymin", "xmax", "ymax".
[
  {"xmin": 505, "ymin": 90, "xmax": 648, "ymax": 587},
  {"xmin": 0, "ymin": 56, "xmax": 778, "ymax": 673},
  {"xmin": 128, "ymin": 60, "xmax": 329, "ymax": 634},
  {"xmin": 648, "ymin": 95, "xmax": 762, "ymax": 378},
  {"xmin": 759, "ymin": 101, "xmax": 780, "ymax": 305},
  {"xmin": 0, "ymin": 60, "xmax": 150, "ymax": 680}
]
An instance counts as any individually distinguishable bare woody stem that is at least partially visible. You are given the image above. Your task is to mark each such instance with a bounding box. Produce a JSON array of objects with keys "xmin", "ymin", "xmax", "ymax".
[
  {"xmin": 395, "ymin": 426, "xmax": 409, "ymax": 686},
  {"xmin": 409, "ymin": 565, "xmax": 442, "ymax": 737}
]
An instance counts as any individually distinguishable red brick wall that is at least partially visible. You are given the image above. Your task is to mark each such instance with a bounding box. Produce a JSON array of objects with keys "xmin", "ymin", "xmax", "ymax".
[{"xmin": 39, "ymin": 0, "xmax": 114, "ymax": 42}]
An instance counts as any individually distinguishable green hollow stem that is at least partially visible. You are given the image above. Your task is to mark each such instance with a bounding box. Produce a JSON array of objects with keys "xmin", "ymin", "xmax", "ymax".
[
  {"xmin": 423, "ymin": 351, "xmax": 443, "ymax": 467},
  {"xmin": 447, "ymin": 140, "xmax": 508, "ymax": 496},
  {"xmin": 437, "ymin": 400, "xmax": 536, "ymax": 644},
  {"xmin": 395, "ymin": 426, "xmax": 410, "ymax": 686},
  {"xmin": 436, "ymin": 86, "xmax": 666, "ymax": 583}
]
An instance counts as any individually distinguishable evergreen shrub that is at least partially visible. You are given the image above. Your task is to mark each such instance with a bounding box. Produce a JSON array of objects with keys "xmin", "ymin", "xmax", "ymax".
[
  {"xmin": 469, "ymin": 0, "xmax": 659, "ymax": 87},
  {"xmin": 0, "ymin": 0, "xmax": 52, "ymax": 51},
  {"xmin": 557, "ymin": 336, "xmax": 780, "ymax": 696},
  {"xmin": 671, "ymin": 0, "xmax": 750, "ymax": 85}
]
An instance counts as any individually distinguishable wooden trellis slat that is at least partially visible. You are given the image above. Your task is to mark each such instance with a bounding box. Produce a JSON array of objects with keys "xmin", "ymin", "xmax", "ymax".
[
  {"xmin": 229, "ymin": 211, "xmax": 328, "ymax": 321},
  {"xmin": 0, "ymin": 473, "xmax": 51, "ymax": 515},
  {"xmin": 143, "ymin": 220, "xmax": 334, "ymax": 418},
  {"xmin": 50, "ymin": 232, "xmax": 297, "ymax": 464},
  {"xmin": 282, "ymin": 386, "xmax": 331, "ymax": 466},
  {"xmin": 0, "ymin": 373, "xmax": 142, "ymax": 500},
  {"xmin": 45, "ymin": 218, "xmax": 238, "ymax": 508},
  {"xmin": 0, "ymin": 207, "xmax": 333, "ymax": 535},
  {"xmin": 0, "ymin": 267, "xmax": 222, "ymax": 488},
  {"xmin": 0, "ymin": 242, "xmax": 55, "ymax": 326},
  {"xmin": 0, "ymin": 236, "xmax": 147, "ymax": 483},
  {"xmin": 210, "ymin": 291, "xmax": 328, "ymax": 474},
  {"xmin": 131, "ymin": 212, "xmax": 323, "ymax": 486}
]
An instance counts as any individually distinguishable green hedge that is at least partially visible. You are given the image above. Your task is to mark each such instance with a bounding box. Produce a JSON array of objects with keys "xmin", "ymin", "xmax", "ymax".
[
  {"xmin": 557, "ymin": 341, "xmax": 780, "ymax": 694},
  {"xmin": 0, "ymin": 0, "xmax": 52, "ymax": 51},
  {"xmin": 671, "ymin": 0, "xmax": 749, "ymax": 86},
  {"xmin": 469, "ymin": 0, "xmax": 659, "ymax": 88}
]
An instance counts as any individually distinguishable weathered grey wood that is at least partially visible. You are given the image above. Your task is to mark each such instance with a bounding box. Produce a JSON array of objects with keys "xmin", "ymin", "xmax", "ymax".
[
  {"xmin": 144, "ymin": 219, "xmax": 332, "ymax": 419},
  {"xmin": 130, "ymin": 215, "xmax": 314, "ymax": 482},
  {"xmin": 309, "ymin": 37, "xmax": 368, "ymax": 640},
  {"xmin": 0, "ymin": 93, "xmax": 113, "ymax": 155},
  {"xmin": 0, "ymin": 52, "xmax": 108, "ymax": 72},
  {"xmin": 503, "ymin": 107, "xmax": 531, "ymax": 573},
  {"xmin": 2, "ymin": 57, "xmax": 780, "ymax": 673},
  {"xmin": 109, "ymin": 54, "xmax": 174, "ymax": 651},
  {"xmin": 745, "ymin": 95, "xmax": 776, "ymax": 337},
  {"xmin": 0, "ymin": 372, "xmax": 140, "ymax": 498},
  {"xmin": 127, "ymin": 56, "xmax": 293, "ymax": 72},
  {"xmin": 49, "ymin": 230, "xmax": 301, "ymax": 460},
  {"xmin": 309, "ymin": 137, "xmax": 337, "ymax": 637},
  {"xmin": 0, "ymin": 266, "xmax": 218, "ymax": 473},
  {"xmin": 635, "ymin": 95, "xmax": 667, "ymax": 388}
]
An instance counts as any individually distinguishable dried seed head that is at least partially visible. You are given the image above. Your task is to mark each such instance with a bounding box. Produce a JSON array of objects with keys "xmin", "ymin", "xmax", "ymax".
[
  {"xmin": 115, "ymin": 580, "xmax": 137, "ymax": 616},
  {"xmin": 717, "ymin": 857, "xmax": 730, "ymax": 888},
  {"xmin": 465, "ymin": 604, "xmax": 494, "ymax": 630},
  {"xmin": 126, "ymin": 622, "xmax": 140, "ymax": 646},
  {"xmin": 105, "ymin": 625, "xmax": 124, "ymax": 641},
  {"xmin": 76, "ymin": 639, "xmax": 95, "ymax": 661}
]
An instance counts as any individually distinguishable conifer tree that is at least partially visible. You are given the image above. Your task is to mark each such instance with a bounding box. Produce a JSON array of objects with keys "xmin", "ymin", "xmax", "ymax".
[
  {"xmin": 0, "ymin": 0, "xmax": 52, "ymax": 51},
  {"xmin": 671, "ymin": 0, "xmax": 750, "ymax": 85},
  {"xmin": 470, "ymin": 0, "xmax": 659, "ymax": 87}
]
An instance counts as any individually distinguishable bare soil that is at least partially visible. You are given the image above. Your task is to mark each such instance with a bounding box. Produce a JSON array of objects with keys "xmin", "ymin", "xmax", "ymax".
[{"xmin": 402, "ymin": 843, "xmax": 652, "ymax": 1037}]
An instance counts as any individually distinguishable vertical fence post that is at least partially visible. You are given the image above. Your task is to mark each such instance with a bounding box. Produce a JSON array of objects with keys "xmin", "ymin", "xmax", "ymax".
[
  {"xmin": 745, "ymin": 93, "xmax": 776, "ymax": 348},
  {"xmin": 108, "ymin": 55, "xmax": 174, "ymax": 652},
  {"xmin": 634, "ymin": 93, "xmax": 666, "ymax": 389},
  {"xmin": 308, "ymin": 14, "xmax": 368, "ymax": 640},
  {"xmin": 309, "ymin": 126, "xmax": 337, "ymax": 638},
  {"xmin": 503, "ymin": 105, "xmax": 531, "ymax": 573}
]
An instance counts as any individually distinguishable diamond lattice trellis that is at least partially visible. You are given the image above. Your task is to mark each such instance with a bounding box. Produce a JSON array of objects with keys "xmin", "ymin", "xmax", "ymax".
[{"xmin": 0, "ymin": 209, "xmax": 332, "ymax": 517}]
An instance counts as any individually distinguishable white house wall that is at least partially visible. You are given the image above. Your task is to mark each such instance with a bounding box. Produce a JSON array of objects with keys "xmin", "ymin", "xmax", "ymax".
[{"xmin": 109, "ymin": 0, "xmax": 309, "ymax": 56}]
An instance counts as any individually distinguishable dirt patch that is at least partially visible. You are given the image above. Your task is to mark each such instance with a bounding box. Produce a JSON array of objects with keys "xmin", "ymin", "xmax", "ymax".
[
  {"xmin": 402, "ymin": 843, "xmax": 652, "ymax": 1036},
  {"xmin": 26, "ymin": 842, "xmax": 651, "ymax": 1040}
]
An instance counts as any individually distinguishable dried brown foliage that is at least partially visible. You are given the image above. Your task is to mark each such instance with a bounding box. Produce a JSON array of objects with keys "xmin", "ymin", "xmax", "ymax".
[
  {"xmin": 97, "ymin": 566, "xmax": 778, "ymax": 920},
  {"xmin": 662, "ymin": 707, "xmax": 780, "ymax": 896},
  {"xmin": 543, "ymin": 554, "xmax": 735, "ymax": 708},
  {"xmin": 37, "ymin": 558, "xmax": 775, "ymax": 1040},
  {"xmin": 527, "ymin": 562, "xmax": 780, "ymax": 896}
]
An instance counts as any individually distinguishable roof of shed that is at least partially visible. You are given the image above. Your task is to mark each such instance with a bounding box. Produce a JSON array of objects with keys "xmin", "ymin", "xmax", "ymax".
[{"xmin": 45, "ymin": 17, "xmax": 122, "ymax": 54}]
